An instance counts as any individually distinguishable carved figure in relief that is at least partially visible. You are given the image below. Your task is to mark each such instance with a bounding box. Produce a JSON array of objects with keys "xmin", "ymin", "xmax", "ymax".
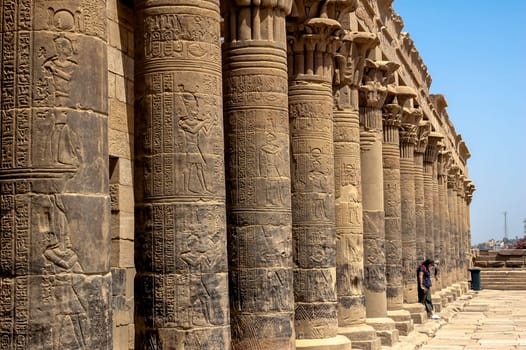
[
  {"xmin": 308, "ymin": 149, "xmax": 329, "ymax": 219},
  {"xmin": 41, "ymin": 35, "xmax": 78, "ymax": 106},
  {"xmin": 259, "ymin": 132, "xmax": 284, "ymax": 206},
  {"xmin": 181, "ymin": 230, "xmax": 224, "ymax": 326},
  {"xmin": 38, "ymin": 195, "xmax": 89, "ymax": 350},
  {"xmin": 178, "ymin": 94, "xmax": 214, "ymax": 194},
  {"xmin": 45, "ymin": 109, "xmax": 81, "ymax": 168}
]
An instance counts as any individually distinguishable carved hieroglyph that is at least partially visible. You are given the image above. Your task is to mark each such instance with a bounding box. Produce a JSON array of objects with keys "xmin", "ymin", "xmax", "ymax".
[
  {"xmin": 222, "ymin": 0, "xmax": 295, "ymax": 348},
  {"xmin": 359, "ymin": 57, "xmax": 398, "ymax": 318},
  {"xmin": 381, "ymin": 90, "xmax": 403, "ymax": 311},
  {"xmin": 334, "ymin": 28, "xmax": 378, "ymax": 327},
  {"xmin": 399, "ymin": 95, "xmax": 422, "ymax": 304},
  {"xmin": 414, "ymin": 121, "xmax": 429, "ymax": 263},
  {"xmin": 0, "ymin": 1, "xmax": 111, "ymax": 348},
  {"xmin": 134, "ymin": 1, "xmax": 230, "ymax": 348}
]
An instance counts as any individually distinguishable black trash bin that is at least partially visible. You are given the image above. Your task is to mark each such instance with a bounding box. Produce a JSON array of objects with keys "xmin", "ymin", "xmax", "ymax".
[{"xmin": 469, "ymin": 267, "xmax": 481, "ymax": 290}]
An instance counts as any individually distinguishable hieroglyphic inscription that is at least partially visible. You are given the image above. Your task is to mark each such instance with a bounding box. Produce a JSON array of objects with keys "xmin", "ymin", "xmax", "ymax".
[
  {"xmin": 138, "ymin": 74, "xmax": 224, "ymax": 199},
  {"xmin": 136, "ymin": 204, "xmax": 228, "ymax": 328}
]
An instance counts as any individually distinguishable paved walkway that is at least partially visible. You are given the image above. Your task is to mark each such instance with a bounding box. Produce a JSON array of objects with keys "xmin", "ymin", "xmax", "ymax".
[{"xmin": 387, "ymin": 290, "xmax": 526, "ymax": 349}]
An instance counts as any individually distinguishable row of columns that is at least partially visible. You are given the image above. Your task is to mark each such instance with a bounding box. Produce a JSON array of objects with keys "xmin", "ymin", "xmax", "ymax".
[{"xmin": 0, "ymin": 0, "xmax": 475, "ymax": 349}]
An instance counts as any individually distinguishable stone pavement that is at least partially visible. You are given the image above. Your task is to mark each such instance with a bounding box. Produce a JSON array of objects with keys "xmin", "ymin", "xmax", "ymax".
[{"xmin": 383, "ymin": 290, "xmax": 526, "ymax": 349}]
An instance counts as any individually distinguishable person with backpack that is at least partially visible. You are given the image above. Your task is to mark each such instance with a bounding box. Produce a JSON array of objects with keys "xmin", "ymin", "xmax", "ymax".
[{"xmin": 417, "ymin": 258, "xmax": 440, "ymax": 319}]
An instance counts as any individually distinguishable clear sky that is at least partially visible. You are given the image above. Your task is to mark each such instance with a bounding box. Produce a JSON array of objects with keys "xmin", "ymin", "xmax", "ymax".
[{"xmin": 392, "ymin": 1, "xmax": 526, "ymax": 244}]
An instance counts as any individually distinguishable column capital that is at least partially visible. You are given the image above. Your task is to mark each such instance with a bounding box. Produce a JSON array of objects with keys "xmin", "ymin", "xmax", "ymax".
[
  {"xmin": 465, "ymin": 180, "xmax": 476, "ymax": 204},
  {"xmin": 382, "ymin": 85, "xmax": 409, "ymax": 129},
  {"xmin": 288, "ymin": 2, "xmax": 346, "ymax": 82},
  {"xmin": 399, "ymin": 107, "xmax": 422, "ymax": 145},
  {"xmin": 359, "ymin": 59, "xmax": 399, "ymax": 108},
  {"xmin": 424, "ymin": 131, "xmax": 443, "ymax": 163},
  {"xmin": 414, "ymin": 120, "xmax": 430, "ymax": 154},
  {"xmin": 335, "ymin": 31, "xmax": 379, "ymax": 88},
  {"xmin": 223, "ymin": 0, "xmax": 294, "ymax": 12},
  {"xmin": 447, "ymin": 166, "xmax": 460, "ymax": 189}
]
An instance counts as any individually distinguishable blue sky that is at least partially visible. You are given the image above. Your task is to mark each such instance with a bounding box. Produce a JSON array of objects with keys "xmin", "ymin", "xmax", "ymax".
[{"xmin": 392, "ymin": 1, "xmax": 526, "ymax": 244}]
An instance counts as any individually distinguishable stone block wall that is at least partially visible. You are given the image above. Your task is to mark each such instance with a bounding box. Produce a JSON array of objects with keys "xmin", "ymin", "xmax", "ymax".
[{"xmin": 107, "ymin": 1, "xmax": 135, "ymax": 349}]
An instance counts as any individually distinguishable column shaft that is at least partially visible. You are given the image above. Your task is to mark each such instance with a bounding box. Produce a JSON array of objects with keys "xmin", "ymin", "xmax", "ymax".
[
  {"xmin": 382, "ymin": 104, "xmax": 403, "ymax": 311},
  {"xmin": 334, "ymin": 103, "xmax": 366, "ymax": 325},
  {"xmin": 399, "ymin": 107, "xmax": 421, "ymax": 304},
  {"xmin": 447, "ymin": 174, "xmax": 458, "ymax": 284},
  {"xmin": 360, "ymin": 105, "xmax": 387, "ymax": 318},
  {"xmin": 414, "ymin": 151, "xmax": 426, "ymax": 262},
  {"xmin": 0, "ymin": 1, "xmax": 111, "ymax": 348},
  {"xmin": 288, "ymin": 20, "xmax": 344, "ymax": 341},
  {"xmin": 134, "ymin": 1, "xmax": 230, "ymax": 347},
  {"xmin": 290, "ymin": 81, "xmax": 339, "ymax": 339},
  {"xmin": 222, "ymin": 1, "xmax": 295, "ymax": 348}
]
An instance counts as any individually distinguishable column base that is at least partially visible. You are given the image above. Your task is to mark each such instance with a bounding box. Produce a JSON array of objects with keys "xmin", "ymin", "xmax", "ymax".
[
  {"xmin": 459, "ymin": 281, "xmax": 469, "ymax": 293},
  {"xmin": 296, "ymin": 335, "xmax": 352, "ymax": 350},
  {"xmin": 442, "ymin": 287, "xmax": 456, "ymax": 303},
  {"xmin": 402, "ymin": 303, "xmax": 427, "ymax": 324},
  {"xmin": 338, "ymin": 324, "xmax": 381, "ymax": 350},
  {"xmin": 431, "ymin": 293, "xmax": 442, "ymax": 312},
  {"xmin": 439, "ymin": 290, "xmax": 449, "ymax": 307},
  {"xmin": 387, "ymin": 309, "xmax": 414, "ymax": 336},
  {"xmin": 451, "ymin": 283, "xmax": 462, "ymax": 298},
  {"xmin": 366, "ymin": 317, "xmax": 399, "ymax": 346}
]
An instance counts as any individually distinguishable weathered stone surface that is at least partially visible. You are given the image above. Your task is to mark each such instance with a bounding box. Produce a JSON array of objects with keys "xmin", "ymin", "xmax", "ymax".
[
  {"xmin": 222, "ymin": 0, "xmax": 295, "ymax": 347},
  {"xmin": 133, "ymin": 0, "xmax": 230, "ymax": 348},
  {"xmin": 0, "ymin": 0, "xmax": 111, "ymax": 348}
]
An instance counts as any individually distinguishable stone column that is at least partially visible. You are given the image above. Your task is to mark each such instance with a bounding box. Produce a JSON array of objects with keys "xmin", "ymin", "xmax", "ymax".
[
  {"xmin": 359, "ymin": 56, "xmax": 399, "ymax": 345},
  {"xmin": 465, "ymin": 181, "xmax": 475, "ymax": 275},
  {"xmin": 423, "ymin": 132, "xmax": 442, "ymax": 308},
  {"xmin": 447, "ymin": 168, "xmax": 459, "ymax": 285},
  {"xmin": 287, "ymin": 8, "xmax": 351, "ymax": 349},
  {"xmin": 437, "ymin": 149, "xmax": 451, "ymax": 289},
  {"xmin": 382, "ymin": 87, "xmax": 414, "ymax": 336},
  {"xmin": 457, "ymin": 175, "xmax": 466, "ymax": 283},
  {"xmin": 134, "ymin": 1, "xmax": 230, "ymax": 347},
  {"xmin": 398, "ymin": 94, "xmax": 426, "ymax": 322},
  {"xmin": 333, "ymin": 28, "xmax": 382, "ymax": 350},
  {"xmin": 0, "ymin": 2, "xmax": 111, "ymax": 348},
  {"xmin": 414, "ymin": 121, "xmax": 430, "ymax": 263},
  {"xmin": 221, "ymin": 1, "xmax": 295, "ymax": 348}
]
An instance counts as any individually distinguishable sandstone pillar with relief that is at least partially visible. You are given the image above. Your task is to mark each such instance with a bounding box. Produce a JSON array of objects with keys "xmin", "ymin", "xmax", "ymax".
[
  {"xmin": 134, "ymin": 1, "xmax": 230, "ymax": 347},
  {"xmin": 287, "ymin": 8, "xmax": 351, "ymax": 348},
  {"xmin": 414, "ymin": 121, "xmax": 430, "ymax": 263},
  {"xmin": 333, "ymin": 29, "xmax": 382, "ymax": 350},
  {"xmin": 398, "ymin": 96, "xmax": 422, "ymax": 305},
  {"xmin": 0, "ymin": 1, "xmax": 111, "ymax": 348},
  {"xmin": 457, "ymin": 176, "xmax": 466, "ymax": 282},
  {"xmin": 447, "ymin": 169, "xmax": 459, "ymax": 284},
  {"xmin": 424, "ymin": 133, "xmax": 442, "ymax": 290},
  {"xmin": 359, "ymin": 56, "xmax": 400, "ymax": 345},
  {"xmin": 437, "ymin": 149, "xmax": 451, "ymax": 288},
  {"xmin": 381, "ymin": 87, "xmax": 414, "ymax": 336},
  {"xmin": 222, "ymin": 0, "xmax": 295, "ymax": 348}
]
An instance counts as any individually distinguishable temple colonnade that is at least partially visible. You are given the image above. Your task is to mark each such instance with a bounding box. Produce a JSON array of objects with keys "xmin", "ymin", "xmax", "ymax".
[{"xmin": 0, "ymin": 0, "xmax": 474, "ymax": 349}]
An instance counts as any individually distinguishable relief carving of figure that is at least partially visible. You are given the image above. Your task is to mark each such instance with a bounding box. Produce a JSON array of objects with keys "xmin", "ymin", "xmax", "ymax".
[
  {"xmin": 45, "ymin": 109, "xmax": 81, "ymax": 168},
  {"xmin": 259, "ymin": 132, "xmax": 284, "ymax": 206},
  {"xmin": 181, "ymin": 231, "xmax": 222, "ymax": 326},
  {"xmin": 42, "ymin": 35, "xmax": 78, "ymax": 106},
  {"xmin": 39, "ymin": 195, "xmax": 89, "ymax": 350},
  {"xmin": 178, "ymin": 94, "xmax": 214, "ymax": 194},
  {"xmin": 308, "ymin": 149, "xmax": 329, "ymax": 219}
]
